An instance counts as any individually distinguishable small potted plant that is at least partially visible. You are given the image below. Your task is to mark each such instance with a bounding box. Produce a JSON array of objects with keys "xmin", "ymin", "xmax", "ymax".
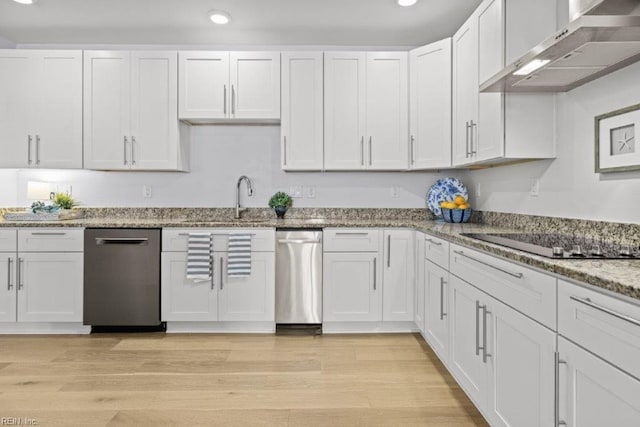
[
  {"xmin": 52, "ymin": 193, "xmax": 77, "ymax": 210},
  {"xmin": 268, "ymin": 191, "xmax": 293, "ymax": 219}
]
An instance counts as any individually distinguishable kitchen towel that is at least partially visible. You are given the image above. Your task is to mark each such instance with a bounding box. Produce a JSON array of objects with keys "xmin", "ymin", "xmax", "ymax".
[
  {"xmin": 187, "ymin": 232, "xmax": 212, "ymax": 283},
  {"xmin": 227, "ymin": 232, "xmax": 252, "ymax": 277}
]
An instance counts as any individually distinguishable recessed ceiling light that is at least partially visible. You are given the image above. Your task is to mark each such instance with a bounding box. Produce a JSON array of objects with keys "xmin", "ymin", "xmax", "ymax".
[
  {"xmin": 209, "ymin": 10, "xmax": 231, "ymax": 25},
  {"xmin": 13, "ymin": 0, "xmax": 38, "ymax": 4},
  {"xmin": 398, "ymin": 0, "xmax": 417, "ymax": 6}
]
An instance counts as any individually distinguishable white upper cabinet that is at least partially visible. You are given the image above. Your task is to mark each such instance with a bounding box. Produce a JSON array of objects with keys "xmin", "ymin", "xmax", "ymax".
[
  {"xmin": 452, "ymin": 0, "xmax": 557, "ymax": 167},
  {"xmin": 84, "ymin": 50, "xmax": 188, "ymax": 171},
  {"xmin": 0, "ymin": 50, "xmax": 82, "ymax": 169},
  {"xmin": 325, "ymin": 51, "xmax": 409, "ymax": 171},
  {"xmin": 281, "ymin": 52, "xmax": 324, "ymax": 171},
  {"xmin": 178, "ymin": 51, "xmax": 280, "ymax": 123},
  {"xmin": 409, "ymin": 39, "xmax": 452, "ymax": 169}
]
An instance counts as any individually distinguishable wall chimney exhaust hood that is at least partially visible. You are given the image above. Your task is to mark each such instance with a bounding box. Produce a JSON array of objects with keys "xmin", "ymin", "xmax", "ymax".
[{"xmin": 481, "ymin": 0, "xmax": 640, "ymax": 93}]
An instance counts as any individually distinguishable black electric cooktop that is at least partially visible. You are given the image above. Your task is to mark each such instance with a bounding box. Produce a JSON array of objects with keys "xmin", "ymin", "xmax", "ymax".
[{"xmin": 461, "ymin": 233, "xmax": 640, "ymax": 260}]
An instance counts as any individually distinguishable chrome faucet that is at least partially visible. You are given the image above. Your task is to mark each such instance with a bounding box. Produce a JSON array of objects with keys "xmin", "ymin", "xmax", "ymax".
[{"xmin": 235, "ymin": 176, "xmax": 254, "ymax": 219}]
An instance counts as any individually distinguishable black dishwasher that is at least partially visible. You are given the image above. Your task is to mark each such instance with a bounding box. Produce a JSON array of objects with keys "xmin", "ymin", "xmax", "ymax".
[{"xmin": 84, "ymin": 229, "xmax": 162, "ymax": 330}]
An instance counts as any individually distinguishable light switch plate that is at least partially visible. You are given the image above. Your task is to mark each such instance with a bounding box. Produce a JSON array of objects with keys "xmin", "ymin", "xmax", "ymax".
[
  {"xmin": 304, "ymin": 186, "xmax": 316, "ymax": 198},
  {"xmin": 142, "ymin": 185, "xmax": 153, "ymax": 199},
  {"xmin": 530, "ymin": 179, "xmax": 540, "ymax": 197}
]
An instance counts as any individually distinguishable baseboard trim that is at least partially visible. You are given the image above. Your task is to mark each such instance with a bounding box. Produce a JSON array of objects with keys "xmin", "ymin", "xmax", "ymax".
[
  {"xmin": 0, "ymin": 322, "xmax": 90, "ymax": 335},
  {"xmin": 322, "ymin": 321, "xmax": 418, "ymax": 334},
  {"xmin": 165, "ymin": 321, "xmax": 275, "ymax": 333}
]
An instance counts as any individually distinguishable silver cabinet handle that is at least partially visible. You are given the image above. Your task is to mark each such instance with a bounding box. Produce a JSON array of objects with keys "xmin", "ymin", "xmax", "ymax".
[
  {"xmin": 387, "ymin": 235, "xmax": 391, "ymax": 267},
  {"xmin": 123, "ymin": 136, "xmax": 129, "ymax": 166},
  {"xmin": 482, "ymin": 305, "xmax": 491, "ymax": 363},
  {"xmin": 440, "ymin": 277, "xmax": 447, "ymax": 320},
  {"xmin": 210, "ymin": 255, "xmax": 214, "ymax": 290},
  {"xmin": 465, "ymin": 122, "xmax": 470, "ymax": 158},
  {"xmin": 7, "ymin": 258, "xmax": 12, "ymax": 291},
  {"xmin": 454, "ymin": 250, "xmax": 524, "ymax": 279},
  {"xmin": 31, "ymin": 232, "xmax": 66, "ymax": 236},
  {"xmin": 470, "ymin": 121, "xmax": 477, "ymax": 155},
  {"xmin": 95, "ymin": 237, "xmax": 148, "ymax": 245},
  {"xmin": 219, "ymin": 257, "xmax": 224, "ymax": 290},
  {"xmin": 278, "ymin": 239, "xmax": 321, "ymax": 244},
  {"xmin": 335, "ymin": 232, "xmax": 369, "ymax": 236},
  {"xmin": 368, "ymin": 136, "xmax": 372, "ymax": 166},
  {"xmin": 410, "ymin": 135, "xmax": 415, "ymax": 165},
  {"xmin": 475, "ymin": 300, "xmax": 481, "ymax": 356},
  {"xmin": 283, "ymin": 136, "xmax": 287, "ymax": 166},
  {"xmin": 27, "ymin": 135, "xmax": 33, "ymax": 165},
  {"xmin": 570, "ymin": 296, "xmax": 640, "ymax": 328},
  {"xmin": 231, "ymin": 85, "xmax": 235, "ymax": 116},
  {"xmin": 17, "ymin": 258, "xmax": 23, "ymax": 290},
  {"xmin": 35, "ymin": 135, "xmax": 41, "ymax": 166},
  {"xmin": 223, "ymin": 84, "xmax": 227, "ymax": 116},
  {"xmin": 425, "ymin": 238, "xmax": 442, "ymax": 246},
  {"xmin": 373, "ymin": 257, "xmax": 377, "ymax": 291},
  {"xmin": 554, "ymin": 351, "xmax": 567, "ymax": 427},
  {"xmin": 131, "ymin": 136, "xmax": 136, "ymax": 166},
  {"xmin": 360, "ymin": 136, "xmax": 364, "ymax": 166}
]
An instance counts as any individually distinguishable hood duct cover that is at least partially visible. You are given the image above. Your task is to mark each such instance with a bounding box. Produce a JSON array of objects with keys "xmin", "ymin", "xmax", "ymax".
[{"xmin": 481, "ymin": 0, "xmax": 640, "ymax": 93}]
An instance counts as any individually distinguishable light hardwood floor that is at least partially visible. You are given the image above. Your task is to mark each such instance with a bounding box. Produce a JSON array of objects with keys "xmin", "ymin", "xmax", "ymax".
[{"xmin": 0, "ymin": 333, "xmax": 488, "ymax": 426}]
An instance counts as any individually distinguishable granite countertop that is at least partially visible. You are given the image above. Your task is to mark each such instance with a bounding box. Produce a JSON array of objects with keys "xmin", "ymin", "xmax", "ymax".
[{"xmin": 0, "ymin": 213, "xmax": 638, "ymax": 303}]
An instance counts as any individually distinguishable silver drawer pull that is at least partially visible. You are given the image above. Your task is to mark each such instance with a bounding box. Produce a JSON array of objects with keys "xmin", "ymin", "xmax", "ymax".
[
  {"xmin": 278, "ymin": 239, "xmax": 320, "ymax": 244},
  {"xmin": 31, "ymin": 232, "xmax": 67, "ymax": 236},
  {"xmin": 425, "ymin": 238, "xmax": 443, "ymax": 246},
  {"xmin": 335, "ymin": 232, "xmax": 369, "ymax": 236},
  {"xmin": 177, "ymin": 232, "xmax": 257, "ymax": 237},
  {"xmin": 570, "ymin": 296, "xmax": 640, "ymax": 328},
  {"xmin": 95, "ymin": 238, "xmax": 149, "ymax": 245},
  {"xmin": 454, "ymin": 250, "xmax": 524, "ymax": 279}
]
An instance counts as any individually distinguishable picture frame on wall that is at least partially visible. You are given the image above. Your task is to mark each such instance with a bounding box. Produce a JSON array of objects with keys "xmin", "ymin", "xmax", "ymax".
[{"xmin": 595, "ymin": 103, "xmax": 640, "ymax": 173}]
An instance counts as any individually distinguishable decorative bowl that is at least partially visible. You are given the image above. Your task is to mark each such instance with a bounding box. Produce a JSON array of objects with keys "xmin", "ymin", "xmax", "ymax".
[{"xmin": 441, "ymin": 207, "xmax": 472, "ymax": 223}]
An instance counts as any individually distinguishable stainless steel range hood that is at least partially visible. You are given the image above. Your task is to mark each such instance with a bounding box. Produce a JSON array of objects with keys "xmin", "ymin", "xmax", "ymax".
[{"xmin": 481, "ymin": 0, "xmax": 640, "ymax": 93}]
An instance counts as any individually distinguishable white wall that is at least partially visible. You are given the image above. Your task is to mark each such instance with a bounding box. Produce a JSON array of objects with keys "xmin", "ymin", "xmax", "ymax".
[
  {"xmin": 0, "ymin": 35, "xmax": 15, "ymax": 48},
  {"xmin": 8, "ymin": 125, "xmax": 462, "ymax": 208},
  {"xmin": 468, "ymin": 62, "xmax": 640, "ymax": 224}
]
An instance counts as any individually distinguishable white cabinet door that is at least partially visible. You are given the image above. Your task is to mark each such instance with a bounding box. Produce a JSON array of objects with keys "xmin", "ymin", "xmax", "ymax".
[
  {"xmin": 487, "ymin": 296, "xmax": 555, "ymax": 427},
  {"xmin": 476, "ymin": 0, "xmax": 505, "ymax": 163},
  {"xmin": 131, "ymin": 51, "xmax": 179, "ymax": 170},
  {"xmin": 35, "ymin": 50, "xmax": 83, "ymax": 169},
  {"xmin": 230, "ymin": 52, "xmax": 280, "ymax": 120},
  {"xmin": 414, "ymin": 233, "xmax": 426, "ymax": 333},
  {"xmin": 84, "ymin": 51, "xmax": 131, "ymax": 170},
  {"xmin": 323, "ymin": 252, "xmax": 381, "ymax": 322},
  {"xmin": 178, "ymin": 51, "xmax": 230, "ymax": 120},
  {"xmin": 281, "ymin": 52, "xmax": 324, "ymax": 170},
  {"xmin": 452, "ymin": 15, "xmax": 478, "ymax": 167},
  {"xmin": 17, "ymin": 253, "xmax": 83, "ymax": 322},
  {"xmin": 409, "ymin": 39, "xmax": 452, "ymax": 169},
  {"xmin": 0, "ymin": 50, "xmax": 35, "ymax": 168},
  {"xmin": 448, "ymin": 274, "xmax": 489, "ymax": 410},
  {"xmin": 160, "ymin": 252, "xmax": 217, "ymax": 322},
  {"xmin": 324, "ymin": 52, "xmax": 366, "ymax": 170},
  {"xmin": 218, "ymin": 252, "xmax": 275, "ymax": 322},
  {"xmin": 0, "ymin": 255, "xmax": 16, "ymax": 322},
  {"xmin": 424, "ymin": 260, "xmax": 449, "ymax": 363},
  {"xmin": 366, "ymin": 52, "xmax": 409, "ymax": 170},
  {"xmin": 382, "ymin": 230, "xmax": 414, "ymax": 322},
  {"xmin": 559, "ymin": 337, "xmax": 640, "ymax": 427}
]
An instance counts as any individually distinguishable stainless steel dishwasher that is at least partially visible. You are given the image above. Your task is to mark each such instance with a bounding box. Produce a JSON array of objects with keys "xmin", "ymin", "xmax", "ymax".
[
  {"xmin": 275, "ymin": 230, "xmax": 322, "ymax": 334},
  {"xmin": 84, "ymin": 229, "xmax": 162, "ymax": 330}
]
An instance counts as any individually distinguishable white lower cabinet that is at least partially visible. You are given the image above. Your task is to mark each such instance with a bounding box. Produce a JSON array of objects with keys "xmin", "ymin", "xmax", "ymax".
[
  {"xmin": 323, "ymin": 252, "xmax": 381, "ymax": 322},
  {"xmin": 424, "ymin": 260, "xmax": 449, "ymax": 362},
  {"xmin": 558, "ymin": 337, "xmax": 640, "ymax": 427},
  {"xmin": 382, "ymin": 230, "xmax": 414, "ymax": 321},
  {"xmin": 0, "ymin": 253, "xmax": 16, "ymax": 322},
  {"xmin": 449, "ymin": 273, "xmax": 555, "ymax": 426},
  {"xmin": 414, "ymin": 232, "xmax": 426, "ymax": 333}
]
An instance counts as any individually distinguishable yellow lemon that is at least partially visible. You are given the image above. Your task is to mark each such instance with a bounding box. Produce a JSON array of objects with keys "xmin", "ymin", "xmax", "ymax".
[
  {"xmin": 458, "ymin": 203, "xmax": 470, "ymax": 210},
  {"xmin": 443, "ymin": 202, "xmax": 457, "ymax": 209},
  {"xmin": 454, "ymin": 195, "xmax": 467, "ymax": 206}
]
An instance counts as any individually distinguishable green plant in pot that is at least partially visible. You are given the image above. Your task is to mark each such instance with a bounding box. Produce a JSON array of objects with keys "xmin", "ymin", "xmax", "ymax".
[
  {"xmin": 268, "ymin": 192, "xmax": 292, "ymax": 219},
  {"xmin": 52, "ymin": 193, "xmax": 77, "ymax": 210}
]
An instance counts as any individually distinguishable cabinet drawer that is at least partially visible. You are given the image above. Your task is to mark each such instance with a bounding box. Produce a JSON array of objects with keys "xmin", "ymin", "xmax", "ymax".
[
  {"xmin": 162, "ymin": 228, "xmax": 275, "ymax": 252},
  {"xmin": 323, "ymin": 228, "xmax": 381, "ymax": 252},
  {"xmin": 0, "ymin": 230, "xmax": 17, "ymax": 252},
  {"xmin": 18, "ymin": 229, "xmax": 84, "ymax": 252},
  {"xmin": 558, "ymin": 280, "xmax": 640, "ymax": 379},
  {"xmin": 424, "ymin": 233, "xmax": 449, "ymax": 269},
  {"xmin": 450, "ymin": 243, "xmax": 556, "ymax": 329}
]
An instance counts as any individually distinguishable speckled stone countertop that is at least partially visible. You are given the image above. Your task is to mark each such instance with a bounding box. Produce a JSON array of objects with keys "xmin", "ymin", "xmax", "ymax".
[{"xmin": 1, "ymin": 207, "xmax": 638, "ymax": 302}]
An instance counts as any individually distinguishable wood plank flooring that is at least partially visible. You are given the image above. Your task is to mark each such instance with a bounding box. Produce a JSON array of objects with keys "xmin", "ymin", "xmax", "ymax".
[{"xmin": 0, "ymin": 333, "xmax": 488, "ymax": 426}]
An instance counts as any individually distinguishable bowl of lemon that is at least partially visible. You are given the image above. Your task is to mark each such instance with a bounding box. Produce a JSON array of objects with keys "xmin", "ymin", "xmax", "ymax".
[{"xmin": 440, "ymin": 196, "xmax": 472, "ymax": 223}]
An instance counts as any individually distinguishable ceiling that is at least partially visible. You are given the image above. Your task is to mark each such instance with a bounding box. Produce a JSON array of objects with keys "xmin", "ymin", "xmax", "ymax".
[{"xmin": 0, "ymin": 0, "xmax": 482, "ymax": 47}]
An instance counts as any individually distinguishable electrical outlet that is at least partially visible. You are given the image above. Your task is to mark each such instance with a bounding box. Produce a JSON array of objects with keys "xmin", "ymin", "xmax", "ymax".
[
  {"xmin": 530, "ymin": 179, "xmax": 540, "ymax": 197},
  {"xmin": 289, "ymin": 186, "xmax": 303, "ymax": 198},
  {"xmin": 391, "ymin": 186, "xmax": 400, "ymax": 198},
  {"xmin": 475, "ymin": 182, "xmax": 481, "ymax": 199},
  {"xmin": 142, "ymin": 185, "xmax": 153, "ymax": 199},
  {"xmin": 304, "ymin": 186, "xmax": 316, "ymax": 199}
]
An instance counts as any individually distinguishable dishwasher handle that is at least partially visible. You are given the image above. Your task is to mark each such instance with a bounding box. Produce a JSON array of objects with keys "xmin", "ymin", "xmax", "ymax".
[
  {"xmin": 278, "ymin": 239, "xmax": 321, "ymax": 244},
  {"xmin": 95, "ymin": 237, "xmax": 149, "ymax": 246}
]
